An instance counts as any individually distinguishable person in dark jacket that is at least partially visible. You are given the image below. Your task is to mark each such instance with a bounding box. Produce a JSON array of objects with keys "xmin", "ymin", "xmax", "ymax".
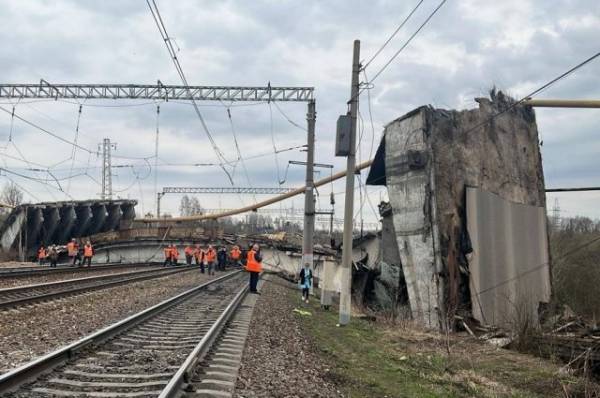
[
  {"xmin": 48, "ymin": 245, "xmax": 59, "ymax": 268},
  {"xmin": 217, "ymin": 247, "xmax": 227, "ymax": 271},
  {"xmin": 299, "ymin": 262, "xmax": 313, "ymax": 303}
]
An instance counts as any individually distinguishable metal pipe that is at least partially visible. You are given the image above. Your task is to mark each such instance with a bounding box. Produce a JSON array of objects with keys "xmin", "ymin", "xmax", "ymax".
[
  {"xmin": 139, "ymin": 159, "xmax": 374, "ymax": 223},
  {"xmin": 525, "ymin": 99, "xmax": 600, "ymax": 108},
  {"xmin": 546, "ymin": 187, "xmax": 600, "ymax": 192}
]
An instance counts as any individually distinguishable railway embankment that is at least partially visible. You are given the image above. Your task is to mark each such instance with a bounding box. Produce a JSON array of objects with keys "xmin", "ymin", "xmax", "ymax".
[{"xmin": 236, "ymin": 276, "xmax": 600, "ymax": 397}]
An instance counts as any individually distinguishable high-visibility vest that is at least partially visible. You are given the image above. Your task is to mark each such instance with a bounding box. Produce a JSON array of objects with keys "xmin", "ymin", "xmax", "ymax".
[
  {"xmin": 206, "ymin": 249, "xmax": 216, "ymax": 262},
  {"xmin": 67, "ymin": 242, "xmax": 78, "ymax": 256},
  {"xmin": 38, "ymin": 248, "xmax": 46, "ymax": 259},
  {"xmin": 172, "ymin": 247, "xmax": 179, "ymax": 259},
  {"xmin": 164, "ymin": 247, "xmax": 172, "ymax": 258},
  {"xmin": 230, "ymin": 248, "xmax": 240, "ymax": 260},
  {"xmin": 184, "ymin": 246, "xmax": 193, "ymax": 255},
  {"xmin": 84, "ymin": 244, "xmax": 93, "ymax": 257},
  {"xmin": 245, "ymin": 249, "xmax": 262, "ymax": 273}
]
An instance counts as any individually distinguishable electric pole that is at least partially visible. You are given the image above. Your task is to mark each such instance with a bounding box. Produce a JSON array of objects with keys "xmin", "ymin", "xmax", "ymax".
[
  {"xmin": 302, "ymin": 100, "xmax": 317, "ymax": 273},
  {"xmin": 339, "ymin": 40, "xmax": 360, "ymax": 326},
  {"xmin": 99, "ymin": 138, "xmax": 117, "ymax": 200}
]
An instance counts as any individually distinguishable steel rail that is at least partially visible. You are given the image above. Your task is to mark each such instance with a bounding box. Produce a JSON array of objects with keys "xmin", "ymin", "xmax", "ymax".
[
  {"xmin": 0, "ymin": 270, "xmax": 242, "ymax": 393},
  {"xmin": 160, "ymin": 281, "xmax": 249, "ymax": 397},
  {"xmin": 0, "ymin": 266, "xmax": 194, "ymax": 310},
  {"xmin": 0, "ymin": 262, "xmax": 156, "ymax": 278}
]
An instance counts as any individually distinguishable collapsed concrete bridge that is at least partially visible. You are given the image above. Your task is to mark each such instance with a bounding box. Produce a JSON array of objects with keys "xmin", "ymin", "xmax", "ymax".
[
  {"xmin": 0, "ymin": 199, "xmax": 136, "ymax": 259},
  {"xmin": 365, "ymin": 90, "xmax": 551, "ymax": 330}
]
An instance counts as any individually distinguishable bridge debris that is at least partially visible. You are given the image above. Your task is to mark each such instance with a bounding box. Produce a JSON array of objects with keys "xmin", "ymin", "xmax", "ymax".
[
  {"xmin": 0, "ymin": 199, "xmax": 136, "ymax": 259},
  {"xmin": 367, "ymin": 90, "xmax": 550, "ymax": 330}
]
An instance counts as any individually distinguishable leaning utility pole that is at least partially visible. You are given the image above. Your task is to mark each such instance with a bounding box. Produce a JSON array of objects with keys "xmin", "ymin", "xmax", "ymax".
[
  {"xmin": 302, "ymin": 100, "xmax": 317, "ymax": 272},
  {"xmin": 339, "ymin": 40, "xmax": 360, "ymax": 325},
  {"xmin": 99, "ymin": 138, "xmax": 117, "ymax": 200}
]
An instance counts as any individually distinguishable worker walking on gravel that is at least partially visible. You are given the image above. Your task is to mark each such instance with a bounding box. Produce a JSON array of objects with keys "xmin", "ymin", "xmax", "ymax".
[
  {"xmin": 163, "ymin": 244, "xmax": 173, "ymax": 267},
  {"xmin": 171, "ymin": 244, "xmax": 180, "ymax": 266},
  {"xmin": 217, "ymin": 247, "xmax": 227, "ymax": 271},
  {"xmin": 37, "ymin": 245, "xmax": 47, "ymax": 265},
  {"xmin": 245, "ymin": 244, "xmax": 262, "ymax": 294},
  {"xmin": 194, "ymin": 244, "xmax": 202, "ymax": 266},
  {"xmin": 48, "ymin": 245, "xmax": 59, "ymax": 268},
  {"xmin": 206, "ymin": 245, "xmax": 216, "ymax": 275},
  {"xmin": 67, "ymin": 238, "xmax": 79, "ymax": 266},
  {"xmin": 230, "ymin": 245, "xmax": 241, "ymax": 267},
  {"xmin": 298, "ymin": 262, "xmax": 313, "ymax": 303},
  {"xmin": 82, "ymin": 241, "xmax": 94, "ymax": 267},
  {"xmin": 184, "ymin": 245, "xmax": 194, "ymax": 265}
]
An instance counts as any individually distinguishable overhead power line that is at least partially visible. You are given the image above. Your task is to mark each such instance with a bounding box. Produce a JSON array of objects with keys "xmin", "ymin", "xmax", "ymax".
[
  {"xmin": 147, "ymin": 0, "xmax": 234, "ymax": 184},
  {"xmin": 363, "ymin": 0, "xmax": 425, "ymax": 70},
  {"xmin": 460, "ymin": 49, "xmax": 600, "ymax": 137},
  {"xmin": 366, "ymin": 0, "xmax": 448, "ymax": 85}
]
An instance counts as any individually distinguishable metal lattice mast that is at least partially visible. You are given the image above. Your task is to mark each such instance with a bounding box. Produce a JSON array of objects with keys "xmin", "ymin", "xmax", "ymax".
[{"xmin": 99, "ymin": 138, "xmax": 117, "ymax": 200}]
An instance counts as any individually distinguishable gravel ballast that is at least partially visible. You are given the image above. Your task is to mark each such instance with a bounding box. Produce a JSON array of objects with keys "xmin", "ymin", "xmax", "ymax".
[
  {"xmin": 234, "ymin": 277, "xmax": 343, "ymax": 398},
  {"xmin": 0, "ymin": 268, "xmax": 221, "ymax": 372},
  {"xmin": 0, "ymin": 265, "xmax": 164, "ymax": 288}
]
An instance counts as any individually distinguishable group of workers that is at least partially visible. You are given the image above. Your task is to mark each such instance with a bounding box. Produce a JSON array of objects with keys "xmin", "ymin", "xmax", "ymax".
[
  {"xmin": 163, "ymin": 242, "xmax": 262, "ymax": 293},
  {"xmin": 163, "ymin": 243, "xmax": 242, "ymax": 272},
  {"xmin": 36, "ymin": 238, "xmax": 95, "ymax": 268}
]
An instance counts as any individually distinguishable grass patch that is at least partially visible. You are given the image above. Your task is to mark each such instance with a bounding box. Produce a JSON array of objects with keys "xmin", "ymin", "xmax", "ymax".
[{"xmin": 286, "ymin": 285, "xmax": 597, "ymax": 397}]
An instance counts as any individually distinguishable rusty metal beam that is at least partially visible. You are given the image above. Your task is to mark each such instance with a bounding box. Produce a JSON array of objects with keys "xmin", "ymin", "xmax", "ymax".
[
  {"xmin": 525, "ymin": 99, "xmax": 600, "ymax": 108},
  {"xmin": 140, "ymin": 159, "xmax": 374, "ymax": 223}
]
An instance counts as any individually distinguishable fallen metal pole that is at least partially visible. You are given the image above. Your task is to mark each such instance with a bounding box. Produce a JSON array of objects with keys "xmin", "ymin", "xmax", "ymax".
[
  {"xmin": 139, "ymin": 159, "xmax": 374, "ymax": 223},
  {"xmin": 525, "ymin": 99, "xmax": 600, "ymax": 108}
]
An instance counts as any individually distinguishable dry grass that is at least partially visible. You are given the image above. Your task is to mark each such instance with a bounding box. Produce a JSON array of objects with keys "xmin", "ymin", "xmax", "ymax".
[{"xmin": 288, "ymin": 281, "xmax": 600, "ymax": 397}]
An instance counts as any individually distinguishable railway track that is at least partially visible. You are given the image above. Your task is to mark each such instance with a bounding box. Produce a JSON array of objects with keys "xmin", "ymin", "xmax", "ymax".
[
  {"xmin": 0, "ymin": 266, "xmax": 195, "ymax": 310},
  {"xmin": 0, "ymin": 270, "xmax": 250, "ymax": 397},
  {"xmin": 0, "ymin": 263, "xmax": 158, "ymax": 279}
]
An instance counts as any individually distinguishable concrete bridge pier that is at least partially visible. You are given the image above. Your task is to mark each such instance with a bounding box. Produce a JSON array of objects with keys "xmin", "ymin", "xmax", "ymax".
[
  {"xmin": 55, "ymin": 205, "xmax": 77, "ymax": 243},
  {"xmin": 88, "ymin": 204, "xmax": 107, "ymax": 236},
  {"xmin": 42, "ymin": 207, "xmax": 60, "ymax": 245},
  {"xmin": 26, "ymin": 208, "xmax": 44, "ymax": 248}
]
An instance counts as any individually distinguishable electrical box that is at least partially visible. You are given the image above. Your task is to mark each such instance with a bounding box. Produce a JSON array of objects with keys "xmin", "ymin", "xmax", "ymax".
[{"xmin": 335, "ymin": 114, "xmax": 351, "ymax": 156}]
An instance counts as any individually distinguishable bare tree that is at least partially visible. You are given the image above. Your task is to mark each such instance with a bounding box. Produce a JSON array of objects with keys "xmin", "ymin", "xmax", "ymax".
[
  {"xmin": 179, "ymin": 195, "xmax": 203, "ymax": 216},
  {"xmin": 189, "ymin": 197, "xmax": 203, "ymax": 215},
  {"xmin": 1, "ymin": 182, "xmax": 24, "ymax": 207},
  {"xmin": 179, "ymin": 195, "xmax": 191, "ymax": 216}
]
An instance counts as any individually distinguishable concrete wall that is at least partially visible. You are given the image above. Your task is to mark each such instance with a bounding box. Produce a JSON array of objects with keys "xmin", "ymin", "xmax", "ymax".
[{"xmin": 384, "ymin": 108, "xmax": 442, "ymax": 328}]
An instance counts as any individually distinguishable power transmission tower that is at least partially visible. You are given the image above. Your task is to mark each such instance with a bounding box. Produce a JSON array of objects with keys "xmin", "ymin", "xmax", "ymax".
[
  {"xmin": 99, "ymin": 138, "xmax": 117, "ymax": 200},
  {"xmin": 552, "ymin": 198, "xmax": 561, "ymax": 232}
]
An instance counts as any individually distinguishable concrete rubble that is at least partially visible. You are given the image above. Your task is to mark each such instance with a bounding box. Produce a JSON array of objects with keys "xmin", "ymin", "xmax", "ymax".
[{"xmin": 366, "ymin": 90, "xmax": 551, "ymax": 330}]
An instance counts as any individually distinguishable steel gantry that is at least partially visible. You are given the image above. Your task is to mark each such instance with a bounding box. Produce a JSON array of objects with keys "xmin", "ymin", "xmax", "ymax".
[
  {"xmin": 162, "ymin": 187, "xmax": 296, "ymax": 195},
  {"xmin": 1, "ymin": 80, "xmax": 318, "ymax": 274},
  {"xmin": 156, "ymin": 187, "xmax": 298, "ymax": 218},
  {"xmin": 0, "ymin": 81, "xmax": 314, "ymax": 102}
]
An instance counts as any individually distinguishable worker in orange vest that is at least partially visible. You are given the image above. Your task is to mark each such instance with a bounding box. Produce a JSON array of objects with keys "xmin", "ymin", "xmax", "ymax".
[
  {"xmin": 37, "ymin": 245, "xmax": 47, "ymax": 265},
  {"xmin": 163, "ymin": 244, "xmax": 173, "ymax": 267},
  {"xmin": 82, "ymin": 241, "xmax": 94, "ymax": 267},
  {"xmin": 205, "ymin": 245, "xmax": 216, "ymax": 276},
  {"xmin": 172, "ymin": 244, "xmax": 180, "ymax": 266},
  {"xmin": 66, "ymin": 238, "xmax": 79, "ymax": 266},
  {"xmin": 193, "ymin": 244, "xmax": 202, "ymax": 267},
  {"xmin": 230, "ymin": 245, "xmax": 241, "ymax": 267},
  {"xmin": 245, "ymin": 243, "xmax": 263, "ymax": 294},
  {"xmin": 184, "ymin": 245, "xmax": 194, "ymax": 265}
]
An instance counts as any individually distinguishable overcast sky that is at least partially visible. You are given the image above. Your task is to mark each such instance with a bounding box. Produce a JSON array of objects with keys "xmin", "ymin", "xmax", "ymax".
[{"xmin": 0, "ymin": 0, "xmax": 599, "ymax": 225}]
